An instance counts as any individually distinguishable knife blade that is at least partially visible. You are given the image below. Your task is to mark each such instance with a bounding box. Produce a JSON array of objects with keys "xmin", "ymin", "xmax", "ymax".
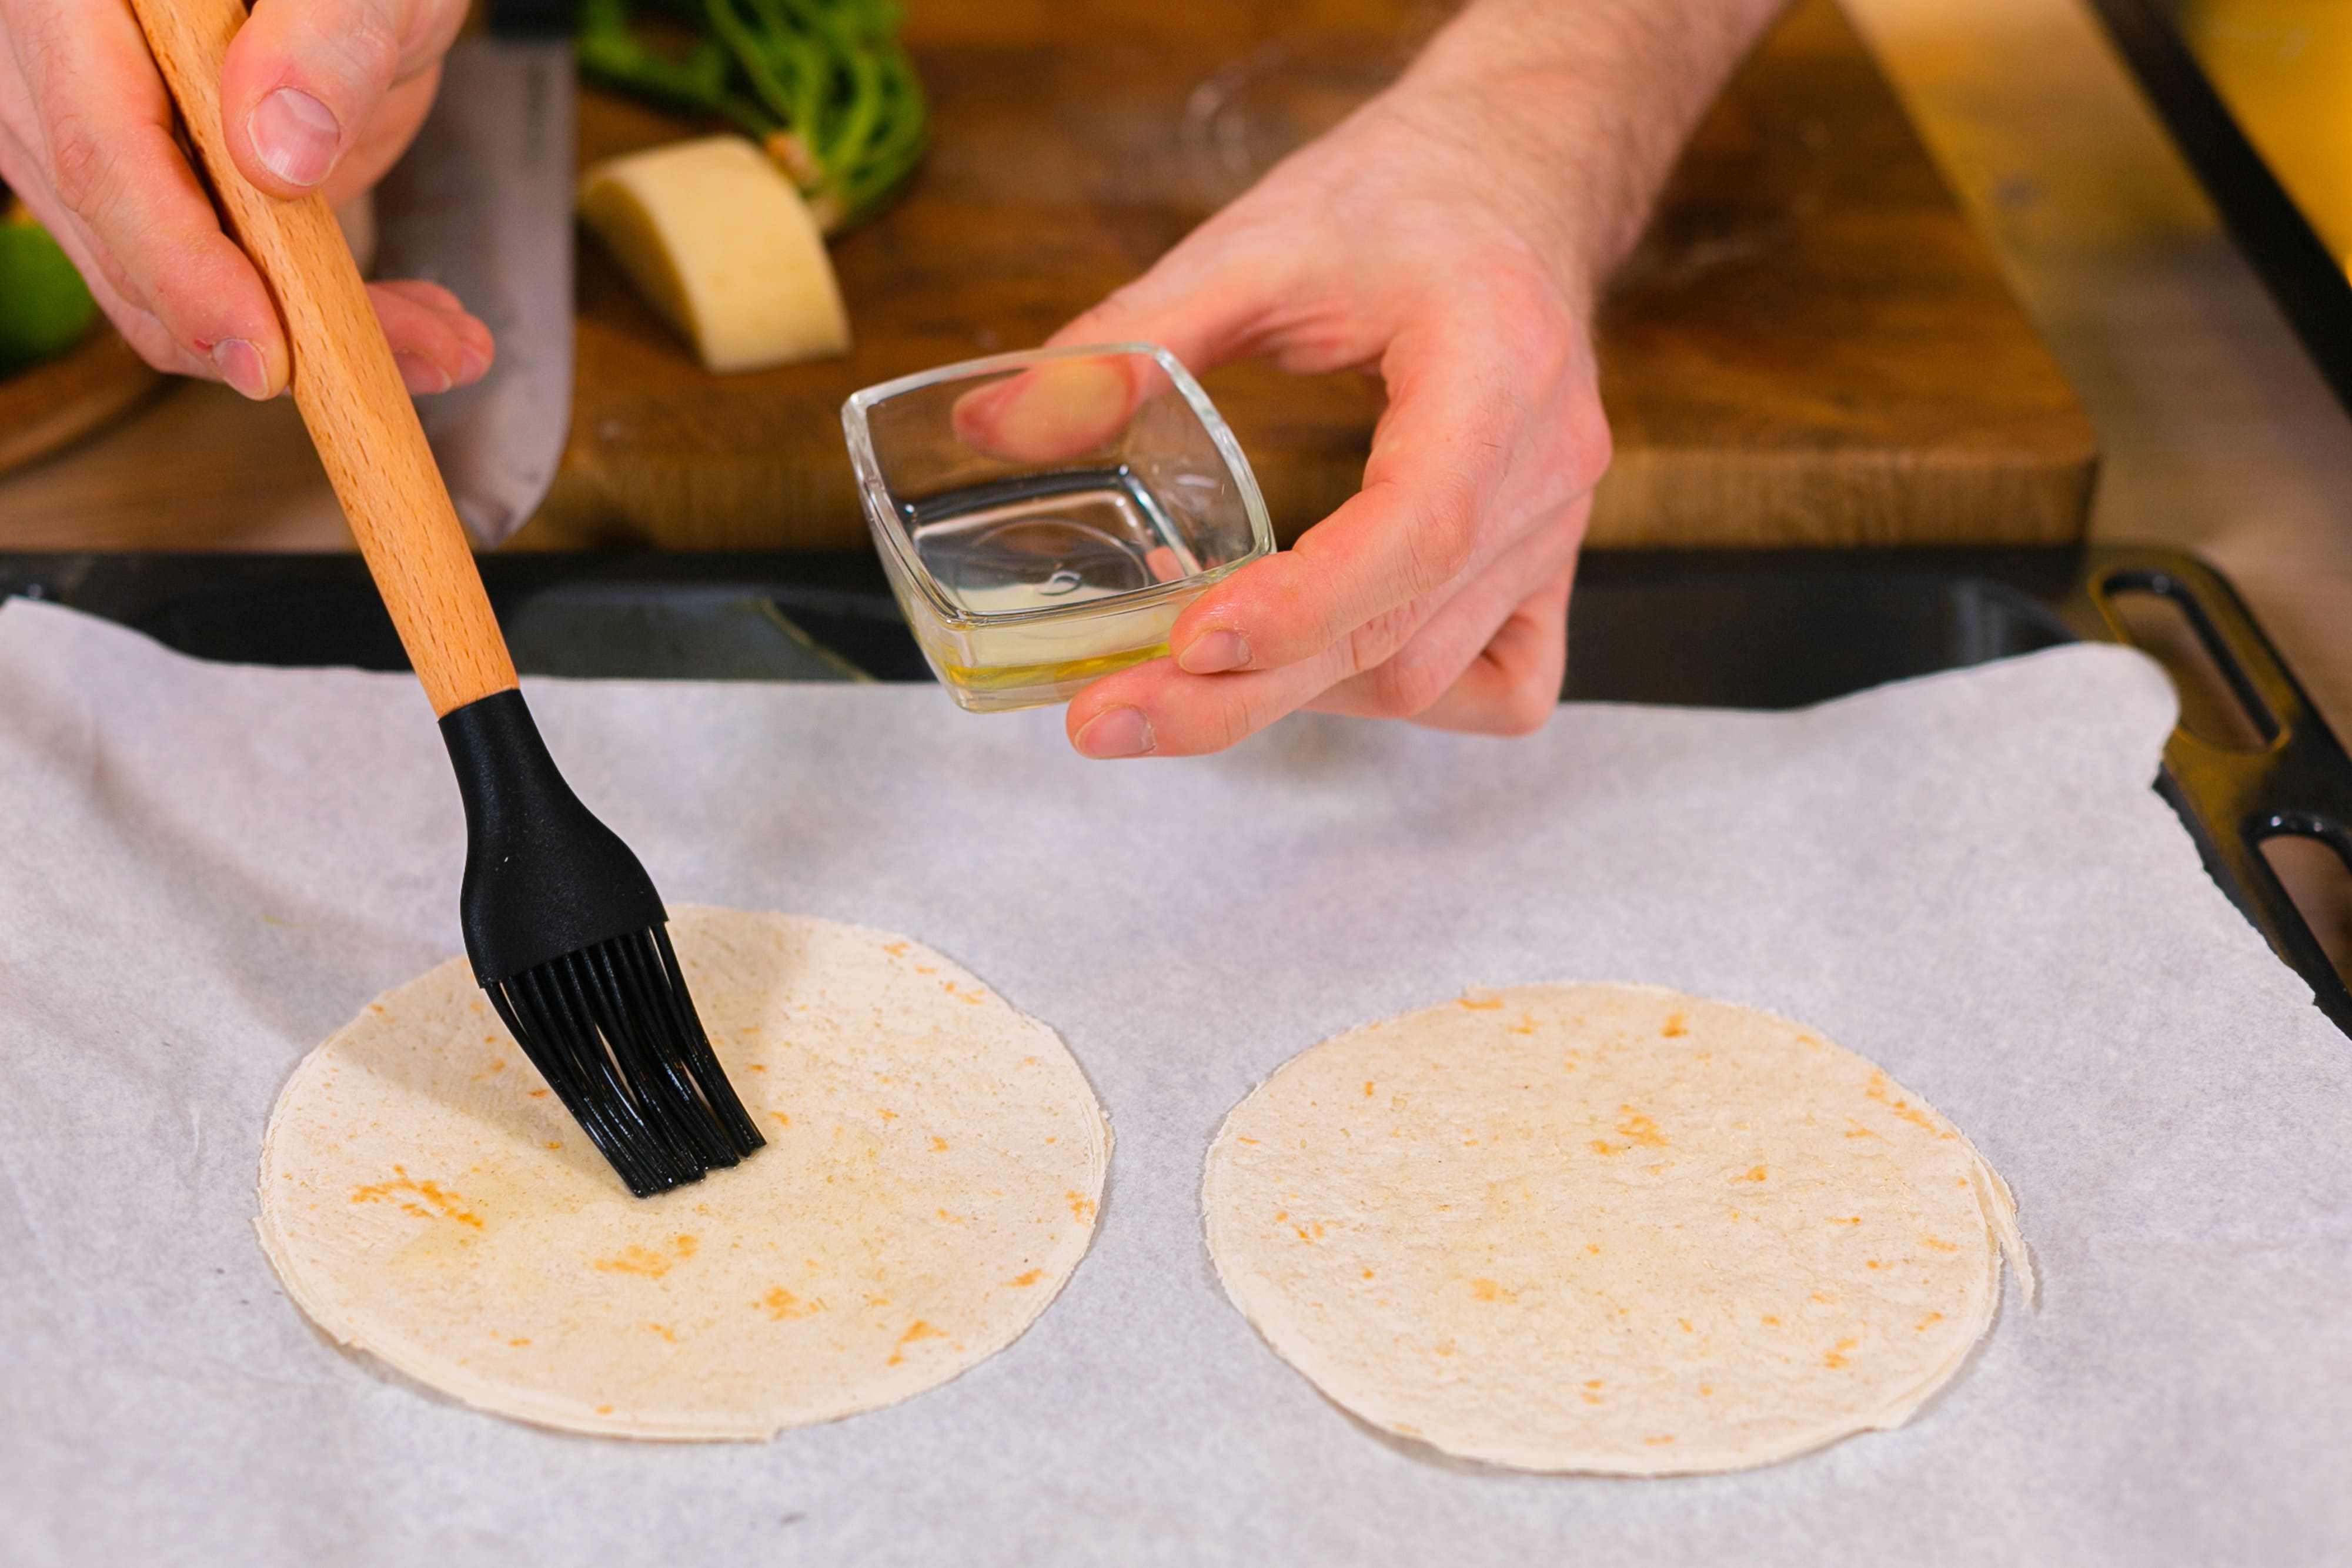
[{"xmin": 371, "ymin": 29, "xmax": 575, "ymax": 547}]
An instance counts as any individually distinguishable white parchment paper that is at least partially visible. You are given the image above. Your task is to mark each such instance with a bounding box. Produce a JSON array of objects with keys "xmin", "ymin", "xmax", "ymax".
[{"xmin": 1, "ymin": 599, "xmax": 2347, "ymax": 1567}]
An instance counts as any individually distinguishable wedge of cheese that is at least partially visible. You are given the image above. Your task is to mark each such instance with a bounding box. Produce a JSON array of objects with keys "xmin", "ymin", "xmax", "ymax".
[{"xmin": 578, "ymin": 136, "xmax": 850, "ymax": 374}]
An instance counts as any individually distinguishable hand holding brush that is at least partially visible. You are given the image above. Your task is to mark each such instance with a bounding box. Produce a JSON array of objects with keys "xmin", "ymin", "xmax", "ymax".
[{"xmin": 127, "ymin": 0, "xmax": 762, "ymax": 1196}]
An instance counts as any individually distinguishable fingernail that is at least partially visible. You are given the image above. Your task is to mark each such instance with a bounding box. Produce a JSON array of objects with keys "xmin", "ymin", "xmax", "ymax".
[
  {"xmin": 211, "ymin": 337, "xmax": 269, "ymax": 400},
  {"xmin": 1074, "ymin": 706, "xmax": 1155, "ymax": 758},
  {"xmin": 456, "ymin": 340, "xmax": 492, "ymax": 385},
  {"xmin": 1178, "ymin": 629, "xmax": 1249, "ymax": 674},
  {"xmin": 395, "ymin": 350, "xmax": 454, "ymax": 396},
  {"xmin": 249, "ymin": 88, "xmax": 341, "ymax": 187}
]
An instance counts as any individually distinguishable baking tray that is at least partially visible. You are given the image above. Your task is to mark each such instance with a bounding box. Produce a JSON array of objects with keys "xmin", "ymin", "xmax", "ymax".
[{"xmin": 2, "ymin": 543, "xmax": 2346, "ymax": 1034}]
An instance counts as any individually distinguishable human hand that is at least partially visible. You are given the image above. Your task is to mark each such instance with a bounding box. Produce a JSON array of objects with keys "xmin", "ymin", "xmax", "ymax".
[
  {"xmin": 1029, "ymin": 0, "xmax": 1781, "ymax": 757},
  {"xmin": 1043, "ymin": 98, "xmax": 1607, "ymax": 755},
  {"xmin": 0, "ymin": 0, "xmax": 489, "ymax": 398}
]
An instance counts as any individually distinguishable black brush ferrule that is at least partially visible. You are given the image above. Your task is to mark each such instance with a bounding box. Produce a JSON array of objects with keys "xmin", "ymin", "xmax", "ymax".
[{"xmin": 439, "ymin": 689, "xmax": 668, "ymax": 984}]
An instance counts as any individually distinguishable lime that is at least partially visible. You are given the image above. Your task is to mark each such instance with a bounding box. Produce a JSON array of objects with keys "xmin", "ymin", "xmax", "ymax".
[{"xmin": 1, "ymin": 208, "xmax": 99, "ymax": 377}]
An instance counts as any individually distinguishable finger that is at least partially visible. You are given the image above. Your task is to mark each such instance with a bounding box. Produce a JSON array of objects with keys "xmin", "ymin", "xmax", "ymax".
[
  {"xmin": 1065, "ymin": 638, "xmax": 1359, "ymax": 759},
  {"xmin": 1044, "ymin": 222, "xmax": 1307, "ymax": 375},
  {"xmin": 371, "ymin": 275, "xmax": 462, "ymax": 315},
  {"xmin": 1165, "ymin": 299, "xmax": 1600, "ymax": 679},
  {"xmin": 1064, "ymin": 494, "xmax": 1582, "ymax": 758},
  {"xmin": 1411, "ymin": 561, "xmax": 1577, "ymax": 735},
  {"xmin": 1309, "ymin": 522, "xmax": 1579, "ymax": 730},
  {"xmin": 948, "ymin": 351, "xmax": 1168, "ymax": 463},
  {"xmin": 1075, "ymin": 514, "xmax": 1569, "ymax": 760},
  {"xmin": 1307, "ymin": 512, "xmax": 1581, "ymax": 725},
  {"xmin": 369, "ymin": 277, "xmax": 493, "ymax": 393},
  {"xmin": 12, "ymin": 5, "xmax": 289, "ymax": 392},
  {"xmin": 0, "ymin": 121, "xmax": 181, "ymax": 372},
  {"xmin": 1161, "ymin": 323, "xmax": 1518, "ymax": 679},
  {"xmin": 955, "ymin": 213, "xmax": 1338, "ymax": 475},
  {"xmin": 322, "ymin": 61, "xmax": 439, "ymax": 204},
  {"xmin": 222, "ymin": 0, "xmax": 464, "ymax": 197}
]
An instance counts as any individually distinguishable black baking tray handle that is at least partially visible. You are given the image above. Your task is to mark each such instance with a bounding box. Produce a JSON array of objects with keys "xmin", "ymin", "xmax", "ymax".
[{"xmin": 2067, "ymin": 546, "xmax": 2352, "ymax": 1034}]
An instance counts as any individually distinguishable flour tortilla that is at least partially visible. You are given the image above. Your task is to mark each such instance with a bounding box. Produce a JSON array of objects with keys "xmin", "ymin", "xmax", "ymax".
[
  {"xmin": 1202, "ymin": 983, "xmax": 2027, "ymax": 1475},
  {"xmin": 258, "ymin": 906, "xmax": 1110, "ymax": 1440}
]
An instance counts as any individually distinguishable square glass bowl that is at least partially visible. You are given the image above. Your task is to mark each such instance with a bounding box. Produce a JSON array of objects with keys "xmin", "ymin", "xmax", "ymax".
[{"xmin": 842, "ymin": 343, "xmax": 1274, "ymax": 712}]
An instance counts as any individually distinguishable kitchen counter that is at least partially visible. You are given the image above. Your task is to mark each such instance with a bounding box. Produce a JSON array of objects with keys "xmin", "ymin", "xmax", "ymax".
[
  {"xmin": 0, "ymin": 0, "xmax": 2344, "ymax": 730},
  {"xmin": 1838, "ymin": 0, "xmax": 2352, "ymax": 737},
  {"xmin": 524, "ymin": 0, "xmax": 2092, "ymax": 554}
]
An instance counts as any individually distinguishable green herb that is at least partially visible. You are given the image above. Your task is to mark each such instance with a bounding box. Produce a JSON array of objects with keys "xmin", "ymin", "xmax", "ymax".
[
  {"xmin": 0, "ymin": 198, "xmax": 99, "ymax": 378},
  {"xmin": 578, "ymin": 0, "xmax": 928, "ymax": 233}
]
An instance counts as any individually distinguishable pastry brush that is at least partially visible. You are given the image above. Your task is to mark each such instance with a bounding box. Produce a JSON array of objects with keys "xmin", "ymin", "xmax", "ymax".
[{"xmin": 131, "ymin": 0, "xmax": 763, "ymax": 1197}]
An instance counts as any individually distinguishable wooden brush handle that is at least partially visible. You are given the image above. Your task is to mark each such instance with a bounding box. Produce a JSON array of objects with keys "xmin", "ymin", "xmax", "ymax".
[{"xmin": 128, "ymin": 0, "xmax": 517, "ymax": 716}]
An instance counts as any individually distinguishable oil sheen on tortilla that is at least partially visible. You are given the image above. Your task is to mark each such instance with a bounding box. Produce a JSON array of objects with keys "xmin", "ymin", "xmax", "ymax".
[
  {"xmin": 257, "ymin": 907, "xmax": 1110, "ymax": 1440},
  {"xmin": 1202, "ymin": 982, "xmax": 2027, "ymax": 1475}
]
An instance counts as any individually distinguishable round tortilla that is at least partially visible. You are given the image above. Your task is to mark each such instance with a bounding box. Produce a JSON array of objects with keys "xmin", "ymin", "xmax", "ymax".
[
  {"xmin": 1202, "ymin": 982, "xmax": 2027, "ymax": 1475},
  {"xmin": 258, "ymin": 906, "xmax": 1110, "ymax": 1440}
]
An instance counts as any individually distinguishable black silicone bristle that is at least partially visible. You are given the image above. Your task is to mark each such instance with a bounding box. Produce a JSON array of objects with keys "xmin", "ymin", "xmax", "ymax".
[
  {"xmin": 482, "ymin": 927, "xmax": 765, "ymax": 1197},
  {"xmin": 440, "ymin": 689, "xmax": 766, "ymax": 1196}
]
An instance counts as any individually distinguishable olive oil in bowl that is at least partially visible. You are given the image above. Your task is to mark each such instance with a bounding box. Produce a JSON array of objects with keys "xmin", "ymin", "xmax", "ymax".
[
  {"xmin": 845, "ymin": 343, "xmax": 1274, "ymax": 712},
  {"xmin": 900, "ymin": 467, "xmax": 1230, "ymax": 709}
]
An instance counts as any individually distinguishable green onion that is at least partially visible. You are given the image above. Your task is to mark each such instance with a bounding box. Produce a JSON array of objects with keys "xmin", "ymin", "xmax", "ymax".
[{"xmin": 578, "ymin": 0, "xmax": 927, "ymax": 233}]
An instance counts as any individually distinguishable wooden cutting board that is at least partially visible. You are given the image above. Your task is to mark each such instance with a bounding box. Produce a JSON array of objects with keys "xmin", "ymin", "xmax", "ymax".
[
  {"xmin": 514, "ymin": 0, "xmax": 2096, "ymax": 553},
  {"xmin": 0, "ymin": 327, "xmax": 164, "ymax": 481}
]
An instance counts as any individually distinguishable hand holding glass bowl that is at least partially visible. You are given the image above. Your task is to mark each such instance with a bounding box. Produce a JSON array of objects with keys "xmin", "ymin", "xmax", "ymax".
[{"xmin": 844, "ymin": 343, "xmax": 1275, "ymax": 714}]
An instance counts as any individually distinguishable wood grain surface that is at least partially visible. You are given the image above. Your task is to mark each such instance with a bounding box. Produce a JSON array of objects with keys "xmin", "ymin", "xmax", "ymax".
[
  {"xmin": 1596, "ymin": 0, "xmax": 2098, "ymax": 546},
  {"xmin": 512, "ymin": 0, "xmax": 2096, "ymax": 552},
  {"xmin": 126, "ymin": 0, "xmax": 516, "ymax": 713},
  {"xmin": 1841, "ymin": 0, "xmax": 2352, "ymax": 738},
  {"xmin": 0, "ymin": 0, "xmax": 2092, "ymax": 555},
  {"xmin": 0, "ymin": 327, "xmax": 164, "ymax": 480}
]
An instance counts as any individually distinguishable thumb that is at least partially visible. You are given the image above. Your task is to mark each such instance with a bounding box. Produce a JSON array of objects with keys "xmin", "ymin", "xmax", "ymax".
[
  {"xmin": 219, "ymin": 0, "xmax": 437, "ymax": 197},
  {"xmin": 1044, "ymin": 232, "xmax": 1293, "ymax": 375},
  {"xmin": 953, "ymin": 240, "xmax": 1290, "ymax": 464}
]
